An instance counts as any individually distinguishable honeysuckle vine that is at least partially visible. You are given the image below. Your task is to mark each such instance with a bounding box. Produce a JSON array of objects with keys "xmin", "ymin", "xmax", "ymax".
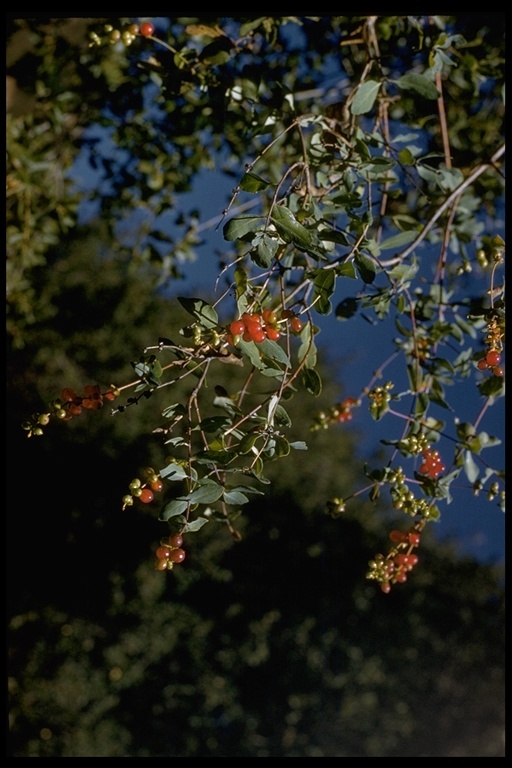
[{"xmin": 20, "ymin": 17, "xmax": 505, "ymax": 591}]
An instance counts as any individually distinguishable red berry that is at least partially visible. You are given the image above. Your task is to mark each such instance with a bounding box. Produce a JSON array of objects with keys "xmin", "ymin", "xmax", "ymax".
[
  {"xmin": 265, "ymin": 327, "xmax": 281, "ymax": 341},
  {"xmin": 262, "ymin": 309, "xmax": 277, "ymax": 325},
  {"xmin": 61, "ymin": 388, "xmax": 77, "ymax": 402},
  {"xmin": 477, "ymin": 359, "xmax": 489, "ymax": 370},
  {"xmin": 139, "ymin": 488, "xmax": 154, "ymax": 504},
  {"xmin": 229, "ymin": 320, "xmax": 245, "ymax": 336},
  {"xmin": 155, "ymin": 558, "xmax": 168, "ymax": 571},
  {"xmin": 151, "ymin": 479, "xmax": 164, "ymax": 492},
  {"xmin": 156, "ymin": 545, "xmax": 171, "ymax": 559},
  {"xmin": 485, "ymin": 349, "xmax": 501, "ymax": 367},
  {"xmin": 244, "ymin": 313, "xmax": 262, "ymax": 328},
  {"xmin": 381, "ymin": 581, "xmax": 391, "ymax": 594},
  {"xmin": 250, "ymin": 327, "xmax": 266, "ymax": 343},
  {"xmin": 492, "ymin": 365, "xmax": 504, "ymax": 378},
  {"xmin": 139, "ymin": 21, "xmax": 155, "ymax": 37},
  {"xmin": 408, "ymin": 532, "xmax": 421, "ymax": 547},
  {"xmin": 168, "ymin": 534, "xmax": 183, "ymax": 548},
  {"xmin": 290, "ymin": 316, "xmax": 303, "ymax": 333},
  {"xmin": 168, "ymin": 548, "xmax": 186, "ymax": 563},
  {"xmin": 389, "ymin": 530, "xmax": 408, "ymax": 544}
]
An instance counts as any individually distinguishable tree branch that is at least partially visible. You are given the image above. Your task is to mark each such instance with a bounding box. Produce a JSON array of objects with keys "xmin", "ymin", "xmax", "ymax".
[{"xmin": 380, "ymin": 143, "xmax": 505, "ymax": 267}]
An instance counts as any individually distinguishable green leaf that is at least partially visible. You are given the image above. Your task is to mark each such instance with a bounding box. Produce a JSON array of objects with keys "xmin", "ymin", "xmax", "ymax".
[
  {"xmin": 177, "ymin": 297, "xmax": 219, "ymax": 329},
  {"xmin": 223, "ymin": 216, "xmax": 262, "ymax": 241},
  {"xmin": 313, "ymin": 269, "xmax": 336, "ymax": 315},
  {"xmin": 354, "ymin": 254, "xmax": 376, "ymax": 284},
  {"xmin": 160, "ymin": 462, "xmax": 188, "ymax": 481},
  {"xmin": 234, "ymin": 265, "xmax": 248, "ymax": 299},
  {"xmin": 337, "ymin": 260, "xmax": 357, "ymax": 279},
  {"xmin": 379, "ymin": 230, "xmax": 418, "ymax": 251},
  {"xmin": 239, "ymin": 171, "xmax": 270, "ymax": 192},
  {"xmin": 199, "ymin": 39, "xmax": 233, "ymax": 66},
  {"xmin": 351, "ymin": 80, "xmax": 381, "ymax": 115},
  {"xmin": 197, "ymin": 450, "xmax": 238, "ymax": 465},
  {"xmin": 258, "ymin": 337, "xmax": 291, "ymax": 367},
  {"xmin": 274, "ymin": 435, "xmax": 291, "ymax": 457},
  {"xmin": 223, "ymin": 489, "xmax": 250, "ymax": 505},
  {"xmin": 180, "ymin": 516, "xmax": 209, "ymax": 532},
  {"xmin": 477, "ymin": 376, "xmax": 505, "ymax": 398},
  {"xmin": 273, "ymin": 404, "xmax": 292, "ymax": 428},
  {"xmin": 468, "ymin": 431, "xmax": 502, "ymax": 454},
  {"xmin": 388, "ymin": 260, "xmax": 419, "ymax": 282},
  {"xmin": 271, "ymin": 205, "xmax": 314, "ymax": 250},
  {"xmin": 396, "ymin": 73, "xmax": 440, "ymax": 100},
  {"xmin": 253, "ymin": 233, "xmax": 279, "ymax": 268},
  {"xmin": 297, "ymin": 322, "xmax": 317, "ymax": 368},
  {"xmin": 302, "ymin": 367, "xmax": 322, "ymax": 396},
  {"xmin": 212, "ymin": 394, "xmax": 242, "ymax": 417},
  {"xmin": 160, "ymin": 498, "xmax": 189, "ymax": 521},
  {"xmin": 398, "ymin": 147, "xmax": 416, "ymax": 165},
  {"xmin": 199, "ymin": 416, "xmax": 233, "ymax": 433},
  {"xmin": 335, "ymin": 297, "xmax": 358, "ymax": 320},
  {"xmin": 239, "ymin": 432, "xmax": 260, "ymax": 454},
  {"xmin": 161, "ymin": 402, "xmax": 187, "ymax": 419},
  {"xmin": 182, "ymin": 479, "xmax": 224, "ymax": 504},
  {"xmin": 463, "ymin": 450, "xmax": 479, "ymax": 483},
  {"xmin": 289, "ymin": 441, "xmax": 308, "ymax": 451},
  {"xmin": 237, "ymin": 338, "xmax": 263, "ymax": 368}
]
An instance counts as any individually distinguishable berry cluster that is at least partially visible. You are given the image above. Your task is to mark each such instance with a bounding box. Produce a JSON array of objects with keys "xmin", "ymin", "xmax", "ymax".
[
  {"xmin": 367, "ymin": 382, "xmax": 394, "ymax": 420},
  {"xmin": 89, "ymin": 21, "xmax": 155, "ymax": 48},
  {"xmin": 399, "ymin": 432, "xmax": 430, "ymax": 456},
  {"xmin": 122, "ymin": 467, "xmax": 164, "ymax": 510},
  {"xmin": 324, "ymin": 497, "xmax": 346, "ymax": 518},
  {"xmin": 475, "ymin": 309, "xmax": 505, "ymax": 377},
  {"xmin": 227, "ymin": 308, "xmax": 303, "ymax": 345},
  {"xmin": 389, "ymin": 469, "xmax": 440, "ymax": 518},
  {"xmin": 476, "ymin": 348, "xmax": 504, "ymax": 378},
  {"xmin": 311, "ymin": 396, "xmax": 360, "ymax": 430},
  {"xmin": 21, "ymin": 385, "xmax": 119, "ymax": 437},
  {"xmin": 155, "ymin": 534, "xmax": 186, "ymax": 571},
  {"xmin": 367, "ymin": 524, "xmax": 423, "ymax": 593},
  {"xmin": 334, "ymin": 397, "xmax": 359, "ymax": 423},
  {"xmin": 418, "ymin": 448, "xmax": 446, "ymax": 480}
]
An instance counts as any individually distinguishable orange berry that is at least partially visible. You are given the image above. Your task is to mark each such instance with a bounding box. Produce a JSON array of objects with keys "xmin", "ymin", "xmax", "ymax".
[{"xmin": 139, "ymin": 488, "xmax": 154, "ymax": 504}]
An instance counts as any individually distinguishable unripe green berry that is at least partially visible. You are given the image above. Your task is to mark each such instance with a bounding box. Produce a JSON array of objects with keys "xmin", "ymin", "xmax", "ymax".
[
  {"xmin": 122, "ymin": 494, "xmax": 134, "ymax": 506},
  {"xmin": 38, "ymin": 413, "xmax": 50, "ymax": 426}
]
